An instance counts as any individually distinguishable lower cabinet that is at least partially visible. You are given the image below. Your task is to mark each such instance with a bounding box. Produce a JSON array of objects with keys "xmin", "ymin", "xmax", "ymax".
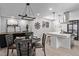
[{"xmin": 0, "ymin": 35, "xmax": 7, "ymax": 48}]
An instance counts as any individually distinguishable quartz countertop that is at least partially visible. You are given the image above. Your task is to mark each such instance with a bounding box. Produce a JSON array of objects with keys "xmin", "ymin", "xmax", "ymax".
[{"xmin": 47, "ymin": 32, "xmax": 71, "ymax": 38}]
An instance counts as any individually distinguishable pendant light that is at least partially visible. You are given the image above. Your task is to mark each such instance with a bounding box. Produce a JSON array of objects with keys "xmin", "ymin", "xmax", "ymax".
[
  {"xmin": 52, "ymin": 12, "xmax": 55, "ymax": 20},
  {"xmin": 18, "ymin": 3, "xmax": 36, "ymax": 21}
]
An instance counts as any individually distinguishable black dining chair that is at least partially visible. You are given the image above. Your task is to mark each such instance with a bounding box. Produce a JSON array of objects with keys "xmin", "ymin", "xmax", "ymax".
[
  {"xmin": 15, "ymin": 39, "xmax": 35, "ymax": 56},
  {"xmin": 5, "ymin": 34, "xmax": 16, "ymax": 56},
  {"xmin": 35, "ymin": 33, "xmax": 46, "ymax": 56}
]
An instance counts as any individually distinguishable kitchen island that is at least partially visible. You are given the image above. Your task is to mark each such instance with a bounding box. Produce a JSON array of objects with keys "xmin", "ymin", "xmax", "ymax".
[{"xmin": 47, "ymin": 32, "xmax": 73, "ymax": 49}]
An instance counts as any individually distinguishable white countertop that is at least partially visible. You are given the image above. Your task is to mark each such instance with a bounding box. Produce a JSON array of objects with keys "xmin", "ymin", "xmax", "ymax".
[{"xmin": 47, "ymin": 32, "xmax": 71, "ymax": 38}]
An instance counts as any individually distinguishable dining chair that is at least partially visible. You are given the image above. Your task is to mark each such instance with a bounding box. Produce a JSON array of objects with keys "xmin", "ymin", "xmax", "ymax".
[
  {"xmin": 5, "ymin": 34, "xmax": 16, "ymax": 56},
  {"xmin": 35, "ymin": 33, "xmax": 46, "ymax": 56},
  {"xmin": 46, "ymin": 35, "xmax": 51, "ymax": 45},
  {"xmin": 15, "ymin": 39, "xmax": 35, "ymax": 56}
]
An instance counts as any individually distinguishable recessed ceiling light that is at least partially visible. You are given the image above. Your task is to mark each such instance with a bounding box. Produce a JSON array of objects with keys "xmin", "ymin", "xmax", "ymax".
[{"xmin": 49, "ymin": 8, "xmax": 52, "ymax": 11}]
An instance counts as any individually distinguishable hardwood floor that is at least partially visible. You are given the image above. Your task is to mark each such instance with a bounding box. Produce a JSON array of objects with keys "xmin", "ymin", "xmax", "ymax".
[{"xmin": 0, "ymin": 40, "xmax": 79, "ymax": 56}]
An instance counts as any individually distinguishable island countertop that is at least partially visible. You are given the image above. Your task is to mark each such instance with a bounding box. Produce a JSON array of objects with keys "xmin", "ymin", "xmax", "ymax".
[{"xmin": 47, "ymin": 32, "xmax": 71, "ymax": 38}]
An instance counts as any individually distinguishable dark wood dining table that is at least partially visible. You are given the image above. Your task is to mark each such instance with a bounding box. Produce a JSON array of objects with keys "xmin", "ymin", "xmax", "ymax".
[
  {"xmin": 15, "ymin": 37, "xmax": 40, "ymax": 43},
  {"xmin": 14, "ymin": 37, "xmax": 41, "ymax": 56}
]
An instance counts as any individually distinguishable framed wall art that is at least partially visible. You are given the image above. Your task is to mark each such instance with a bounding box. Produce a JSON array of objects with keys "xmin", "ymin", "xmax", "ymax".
[
  {"xmin": 42, "ymin": 21, "xmax": 49, "ymax": 28},
  {"xmin": 34, "ymin": 22, "xmax": 40, "ymax": 30}
]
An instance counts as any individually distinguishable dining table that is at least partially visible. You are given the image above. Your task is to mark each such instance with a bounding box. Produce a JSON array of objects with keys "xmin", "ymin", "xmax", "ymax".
[
  {"xmin": 15, "ymin": 37, "xmax": 40, "ymax": 43},
  {"xmin": 14, "ymin": 37, "xmax": 41, "ymax": 56}
]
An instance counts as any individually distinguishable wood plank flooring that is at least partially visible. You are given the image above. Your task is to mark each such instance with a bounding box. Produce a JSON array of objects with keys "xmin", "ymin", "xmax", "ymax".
[{"xmin": 0, "ymin": 40, "xmax": 79, "ymax": 56}]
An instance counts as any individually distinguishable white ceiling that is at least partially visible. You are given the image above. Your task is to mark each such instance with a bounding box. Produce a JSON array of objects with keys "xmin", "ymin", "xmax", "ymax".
[{"xmin": 0, "ymin": 3, "xmax": 79, "ymax": 18}]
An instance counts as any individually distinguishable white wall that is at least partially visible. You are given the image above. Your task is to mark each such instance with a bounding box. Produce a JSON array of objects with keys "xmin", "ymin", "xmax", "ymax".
[
  {"xmin": 7, "ymin": 20, "xmax": 28, "ymax": 32},
  {"xmin": 1, "ymin": 17, "xmax": 7, "ymax": 32},
  {"xmin": 0, "ymin": 17, "xmax": 54, "ymax": 39},
  {"xmin": 18, "ymin": 20, "xmax": 28, "ymax": 32},
  {"xmin": 0, "ymin": 17, "xmax": 29, "ymax": 33},
  {"xmin": 29, "ymin": 17, "xmax": 54, "ymax": 38}
]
